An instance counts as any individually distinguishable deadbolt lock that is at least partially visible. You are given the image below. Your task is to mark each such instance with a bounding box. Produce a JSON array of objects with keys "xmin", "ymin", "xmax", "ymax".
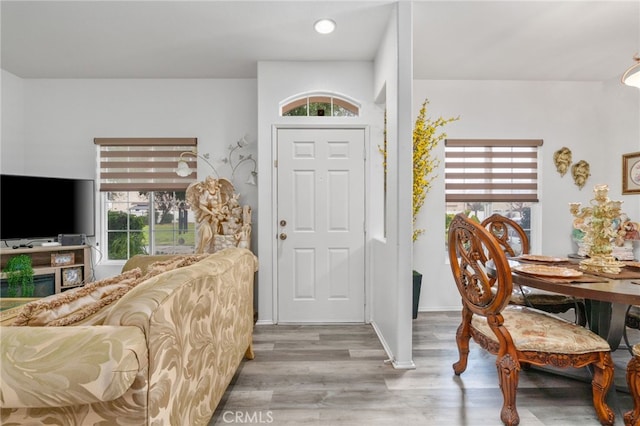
[{"xmin": 280, "ymin": 220, "xmax": 287, "ymax": 226}]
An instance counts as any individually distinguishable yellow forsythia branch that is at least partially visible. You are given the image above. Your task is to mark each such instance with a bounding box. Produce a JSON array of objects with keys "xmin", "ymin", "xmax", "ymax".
[{"xmin": 413, "ymin": 99, "xmax": 459, "ymax": 241}]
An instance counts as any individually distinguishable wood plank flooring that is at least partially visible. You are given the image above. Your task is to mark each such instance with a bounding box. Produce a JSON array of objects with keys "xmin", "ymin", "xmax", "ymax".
[{"xmin": 209, "ymin": 311, "xmax": 638, "ymax": 425}]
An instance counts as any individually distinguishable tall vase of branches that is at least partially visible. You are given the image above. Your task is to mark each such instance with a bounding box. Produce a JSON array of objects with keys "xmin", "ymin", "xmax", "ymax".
[{"xmin": 412, "ymin": 99, "xmax": 459, "ymax": 318}]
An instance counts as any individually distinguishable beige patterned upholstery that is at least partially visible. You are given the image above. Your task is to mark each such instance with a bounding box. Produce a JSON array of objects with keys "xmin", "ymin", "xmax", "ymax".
[
  {"xmin": 472, "ymin": 305, "xmax": 610, "ymax": 354},
  {"xmin": 0, "ymin": 248, "xmax": 258, "ymax": 426}
]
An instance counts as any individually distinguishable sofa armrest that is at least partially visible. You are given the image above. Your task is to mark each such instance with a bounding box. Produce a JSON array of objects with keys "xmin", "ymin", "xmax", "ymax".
[
  {"xmin": 1, "ymin": 325, "xmax": 147, "ymax": 408},
  {"xmin": 104, "ymin": 248, "xmax": 258, "ymax": 424}
]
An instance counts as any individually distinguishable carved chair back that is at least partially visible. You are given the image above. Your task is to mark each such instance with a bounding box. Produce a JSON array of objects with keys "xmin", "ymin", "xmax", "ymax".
[
  {"xmin": 481, "ymin": 213, "xmax": 586, "ymax": 326},
  {"xmin": 481, "ymin": 213, "xmax": 530, "ymax": 258},
  {"xmin": 448, "ymin": 213, "xmax": 513, "ymax": 318}
]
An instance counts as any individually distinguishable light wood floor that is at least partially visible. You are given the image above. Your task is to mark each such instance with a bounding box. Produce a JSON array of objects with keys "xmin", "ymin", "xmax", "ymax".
[{"xmin": 209, "ymin": 311, "xmax": 638, "ymax": 425}]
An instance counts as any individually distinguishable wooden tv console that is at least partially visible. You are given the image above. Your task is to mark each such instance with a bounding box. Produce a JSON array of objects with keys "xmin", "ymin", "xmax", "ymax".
[{"xmin": 0, "ymin": 245, "xmax": 92, "ymax": 295}]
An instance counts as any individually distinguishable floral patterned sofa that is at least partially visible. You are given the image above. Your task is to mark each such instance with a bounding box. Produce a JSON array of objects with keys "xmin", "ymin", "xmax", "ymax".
[{"xmin": 1, "ymin": 247, "xmax": 258, "ymax": 426}]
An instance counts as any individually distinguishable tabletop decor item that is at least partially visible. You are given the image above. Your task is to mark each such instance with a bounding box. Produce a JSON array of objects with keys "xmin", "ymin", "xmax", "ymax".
[{"xmin": 569, "ymin": 184, "xmax": 625, "ymax": 274}]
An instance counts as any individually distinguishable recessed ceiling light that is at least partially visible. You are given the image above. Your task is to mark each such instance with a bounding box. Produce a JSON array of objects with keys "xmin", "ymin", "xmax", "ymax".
[{"xmin": 314, "ymin": 18, "xmax": 336, "ymax": 35}]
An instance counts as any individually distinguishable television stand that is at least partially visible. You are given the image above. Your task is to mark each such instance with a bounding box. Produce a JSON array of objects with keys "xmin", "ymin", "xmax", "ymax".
[{"xmin": 0, "ymin": 245, "xmax": 93, "ymax": 296}]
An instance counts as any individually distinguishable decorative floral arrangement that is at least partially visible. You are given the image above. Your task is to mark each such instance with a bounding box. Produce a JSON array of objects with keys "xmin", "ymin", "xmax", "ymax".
[
  {"xmin": 412, "ymin": 99, "xmax": 459, "ymax": 241},
  {"xmin": 614, "ymin": 213, "xmax": 640, "ymax": 246}
]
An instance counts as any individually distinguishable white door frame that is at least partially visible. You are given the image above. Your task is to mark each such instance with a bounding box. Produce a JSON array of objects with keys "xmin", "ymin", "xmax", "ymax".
[{"xmin": 271, "ymin": 124, "xmax": 370, "ymax": 324}]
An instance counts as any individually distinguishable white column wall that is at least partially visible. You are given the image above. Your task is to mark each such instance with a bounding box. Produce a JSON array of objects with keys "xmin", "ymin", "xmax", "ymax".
[{"xmin": 370, "ymin": 2, "xmax": 414, "ymax": 369}]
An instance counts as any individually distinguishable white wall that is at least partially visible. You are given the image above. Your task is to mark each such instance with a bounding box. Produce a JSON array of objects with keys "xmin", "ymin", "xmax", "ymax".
[
  {"xmin": 0, "ymin": 76, "xmax": 258, "ymax": 278},
  {"xmin": 256, "ymin": 60, "xmax": 381, "ymax": 324},
  {"xmin": 413, "ymin": 79, "xmax": 640, "ymax": 311},
  {"xmin": 1, "ymin": 70, "xmax": 26, "ymax": 172}
]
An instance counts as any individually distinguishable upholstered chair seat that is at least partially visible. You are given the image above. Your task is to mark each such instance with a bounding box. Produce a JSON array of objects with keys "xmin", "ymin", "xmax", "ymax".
[{"xmin": 472, "ymin": 305, "xmax": 610, "ymax": 354}]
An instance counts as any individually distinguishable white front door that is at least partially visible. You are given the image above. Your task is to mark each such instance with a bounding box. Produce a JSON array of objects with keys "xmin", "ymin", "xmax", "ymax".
[{"xmin": 276, "ymin": 127, "xmax": 365, "ymax": 323}]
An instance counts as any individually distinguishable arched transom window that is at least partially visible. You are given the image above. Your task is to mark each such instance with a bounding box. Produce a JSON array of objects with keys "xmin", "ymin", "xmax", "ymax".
[{"xmin": 281, "ymin": 93, "xmax": 360, "ymax": 117}]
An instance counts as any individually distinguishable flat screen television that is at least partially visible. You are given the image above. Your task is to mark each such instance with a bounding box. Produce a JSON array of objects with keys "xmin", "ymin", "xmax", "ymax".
[{"xmin": 0, "ymin": 174, "xmax": 95, "ymax": 241}]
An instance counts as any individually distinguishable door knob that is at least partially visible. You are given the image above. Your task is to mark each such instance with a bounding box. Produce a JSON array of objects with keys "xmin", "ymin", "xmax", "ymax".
[{"xmin": 279, "ymin": 233, "xmax": 287, "ymax": 240}]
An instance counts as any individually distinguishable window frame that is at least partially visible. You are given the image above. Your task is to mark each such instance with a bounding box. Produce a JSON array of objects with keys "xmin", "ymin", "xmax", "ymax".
[
  {"xmin": 444, "ymin": 139, "xmax": 543, "ymax": 254},
  {"xmin": 95, "ymin": 138, "xmax": 198, "ymax": 263}
]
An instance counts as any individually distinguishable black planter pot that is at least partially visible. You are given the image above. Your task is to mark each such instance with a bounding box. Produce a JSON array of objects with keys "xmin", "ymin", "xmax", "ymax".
[{"xmin": 412, "ymin": 270, "xmax": 422, "ymax": 319}]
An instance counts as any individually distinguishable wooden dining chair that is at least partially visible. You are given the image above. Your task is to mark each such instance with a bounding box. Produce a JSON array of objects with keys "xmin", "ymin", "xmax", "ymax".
[
  {"xmin": 448, "ymin": 213, "xmax": 614, "ymax": 426},
  {"xmin": 481, "ymin": 213, "xmax": 587, "ymax": 326},
  {"xmin": 626, "ymin": 343, "xmax": 640, "ymax": 426},
  {"xmin": 624, "ymin": 306, "xmax": 640, "ymax": 354}
]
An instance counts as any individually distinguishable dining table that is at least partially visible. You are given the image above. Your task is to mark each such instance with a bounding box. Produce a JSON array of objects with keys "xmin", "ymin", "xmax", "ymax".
[
  {"xmin": 505, "ymin": 255, "xmax": 640, "ymax": 351},
  {"xmin": 492, "ymin": 254, "xmax": 640, "ymax": 416}
]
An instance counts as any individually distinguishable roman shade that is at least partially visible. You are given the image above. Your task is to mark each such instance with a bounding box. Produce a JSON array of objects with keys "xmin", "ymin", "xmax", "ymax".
[
  {"xmin": 444, "ymin": 139, "xmax": 543, "ymax": 202},
  {"xmin": 94, "ymin": 138, "xmax": 197, "ymax": 191}
]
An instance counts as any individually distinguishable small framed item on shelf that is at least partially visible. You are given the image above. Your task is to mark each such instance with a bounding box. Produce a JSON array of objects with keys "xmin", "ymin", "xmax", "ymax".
[
  {"xmin": 62, "ymin": 266, "xmax": 83, "ymax": 286},
  {"xmin": 51, "ymin": 252, "xmax": 75, "ymax": 266}
]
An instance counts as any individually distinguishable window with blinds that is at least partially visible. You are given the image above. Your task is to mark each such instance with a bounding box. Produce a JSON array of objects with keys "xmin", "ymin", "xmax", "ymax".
[
  {"xmin": 94, "ymin": 138, "xmax": 197, "ymax": 191},
  {"xmin": 444, "ymin": 139, "xmax": 543, "ymax": 202}
]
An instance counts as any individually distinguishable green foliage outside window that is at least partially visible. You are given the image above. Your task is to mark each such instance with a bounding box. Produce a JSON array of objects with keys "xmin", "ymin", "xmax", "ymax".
[{"xmin": 107, "ymin": 211, "xmax": 147, "ymax": 260}]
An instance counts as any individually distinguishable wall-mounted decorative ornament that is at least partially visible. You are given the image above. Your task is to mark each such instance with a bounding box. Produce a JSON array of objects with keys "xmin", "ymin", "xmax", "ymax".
[
  {"xmin": 553, "ymin": 147, "xmax": 572, "ymax": 177},
  {"xmin": 572, "ymin": 160, "xmax": 591, "ymax": 189}
]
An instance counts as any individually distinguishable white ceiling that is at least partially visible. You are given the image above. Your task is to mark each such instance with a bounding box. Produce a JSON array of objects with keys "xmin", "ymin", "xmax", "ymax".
[{"xmin": 1, "ymin": 0, "xmax": 639, "ymax": 82}]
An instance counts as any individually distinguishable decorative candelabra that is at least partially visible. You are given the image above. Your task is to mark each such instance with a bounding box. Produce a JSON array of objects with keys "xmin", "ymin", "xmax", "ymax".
[{"xmin": 569, "ymin": 184, "xmax": 624, "ymax": 274}]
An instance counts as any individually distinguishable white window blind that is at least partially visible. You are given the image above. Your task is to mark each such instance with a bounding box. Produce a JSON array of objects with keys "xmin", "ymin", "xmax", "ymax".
[
  {"xmin": 444, "ymin": 139, "xmax": 543, "ymax": 202},
  {"xmin": 94, "ymin": 138, "xmax": 197, "ymax": 191}
]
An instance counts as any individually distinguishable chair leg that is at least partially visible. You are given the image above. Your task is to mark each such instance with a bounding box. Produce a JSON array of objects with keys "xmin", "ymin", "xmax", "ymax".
[
  {"xmin": 576, "ymin": 301, "xmax": 587, "ymax": 327},
  {"xmin": 592, "ymin": 353, "xmax": 615, "ymax": 426},
  {"xmin": 625, "ymin": 355, "xmax": 640, "ymax": 426},
  {"xmin": 624, "ymin": 306, "xmax": 636, "ymax": 356},
  {"xmin": 496, "ymin": 353, "xmax": 520, "ymax": 426},
  {"xmin": 453, "ymin": 308, "xmax": 472, "ymax": 375}
]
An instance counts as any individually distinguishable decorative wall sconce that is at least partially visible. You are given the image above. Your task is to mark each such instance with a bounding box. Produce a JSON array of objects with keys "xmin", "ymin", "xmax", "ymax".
[
  {"xmin": 553, "ymin": 147, "xmax": 572, "ymax": 177},
  {"xmin": 175, "ymin": 149, "xmax": 219, "ymax": 178},
  {"xmin": 622, "ymin": 55, "xmax": 640, "ymax": 89},
  {"xmin": 571, "ymin": 160, "xmax": 590, "ymax": 189},
  {"xmin": 175, "ymin": 135, "xmax": 257, "ymax": 185},
  {"xmin": 221, "ymin": 135, "xmax": 258, "ymax": 186}
]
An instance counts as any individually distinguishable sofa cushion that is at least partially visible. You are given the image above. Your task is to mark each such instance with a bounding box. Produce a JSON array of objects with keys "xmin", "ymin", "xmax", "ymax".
[
  {"xmin": 12, "ymin": 268, "xmax": 144, "ymax": 326},
  {"xmin": 145, "ymin": 253, "xmax": 209, "ymax": 274},
  {"xmin": 122, "ymin": 254, "xmax": 208, "ymax": 275}
]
